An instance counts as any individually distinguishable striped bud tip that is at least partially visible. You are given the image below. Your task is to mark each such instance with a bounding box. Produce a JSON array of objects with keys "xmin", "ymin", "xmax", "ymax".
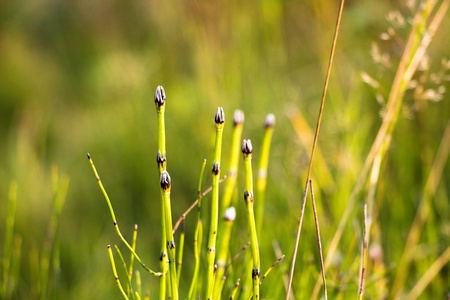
[
  {"xmin": 215, "ymin": 107, "xmax": 225, "ymax": 124},
  {"xmin": 155, "ymin": 85, "xmax": 166, "ymax": 107},
  {"xmin": 241, "ymin": 139, "xmax": 253, "ymax": 155},
  {"xmin": 160, "ymin": 170, "xmax": 171, "ymax": 191}
]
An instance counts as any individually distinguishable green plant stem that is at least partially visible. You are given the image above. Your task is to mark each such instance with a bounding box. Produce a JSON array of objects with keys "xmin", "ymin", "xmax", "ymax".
[
  {"xmin": 256, "ymin": 114, "xmax": 275, "ymax": 236},
  {"xmin": 41, "ymin": 167, "xmax": 69, "ymax": 300},
  {"xmin": 9, "ymin": 236, "xmax": 21, "ymax": 298},
  {"xmin": 161, "ymin": 171, "xmax": 178, "ymax": 300},
  {"xmin": 135, "ymin": 270, "xmax": 141, "ymax": 297},
  {"xmin": 214, "ymin": 110, "xmax": 244, "ymax": 298},
  {"xmin": 107, "ymin": 245, "xmax": 129, "ymax": 300},
  {"xmin": 212, "ymin": 208, "xmax": 236, "ymax": 299},
  {"xmin": 221, "ymin": 110, "xmax": 244, "ymax": 211},
  {"xmin": 176, "ymin": 219, "xmax": 185, "ymax": 288},
  {"xmin": 206, "ymin": 108, "xmax": 225, "ymax": 299},
  {"xmin": 188, "ymin": 220, "xmax": 203, "ymax": 299},
  {"xmin": 230, "ymin": 278, "xmax": 241, "ymax": 300},
  {"xmin": 87, "ymin": 154, "xmax": 162, "ymax": 276},
  {"xmin": 128, "ymin": 224, "xmax": 138, "ymax": 295},
  {"xmin": 115, "ymin": 245, "xmax": 136, "ymax": 300},
  {"xmin": 188, "ymin": 160, "xmax": 207, "ymax": 299},
  {"xmin": 259, "ymin": 255, "xmax": 285, "ymax": 285},
  {"xmin": 2, "ymin": 181, "xmax": 17, "ymax": 298},
  {"xmin": 155, "ymin": 85, "xmax": 168, "ymax": 300},
  {"xmin": 243, "ymin": 140, "xmax": 261, "ymax": 300}
]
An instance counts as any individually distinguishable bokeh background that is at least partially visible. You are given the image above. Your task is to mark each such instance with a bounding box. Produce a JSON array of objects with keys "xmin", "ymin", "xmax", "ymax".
[{"xmin": 0, "ymin": 0, "xmax": 449, "ymax": 298}]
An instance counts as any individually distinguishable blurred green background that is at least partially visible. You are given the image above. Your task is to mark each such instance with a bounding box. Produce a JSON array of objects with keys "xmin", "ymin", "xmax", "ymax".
[{"xmin": 0, "ymin": 0, "xmax": 449, "ymax": 298}]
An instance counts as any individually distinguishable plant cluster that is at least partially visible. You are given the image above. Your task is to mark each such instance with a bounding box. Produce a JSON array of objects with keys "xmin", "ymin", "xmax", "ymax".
[{"xmin": 87, "ymin": 86, "xmax": 279, "ymax": 299}]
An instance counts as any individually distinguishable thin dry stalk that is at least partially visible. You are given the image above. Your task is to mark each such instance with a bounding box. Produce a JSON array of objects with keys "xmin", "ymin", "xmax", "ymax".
[
  {"xmin": 309, "ymin": 180, "xmax": 327, "ymax": 300},
  {"xmin": 286, "ymin": 0, "xmax": 345, "ymax": 298}
]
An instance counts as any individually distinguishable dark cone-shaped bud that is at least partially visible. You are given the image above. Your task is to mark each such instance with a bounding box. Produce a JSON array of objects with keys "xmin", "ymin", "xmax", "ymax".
[
  {"xmin": 241, "ymin": 139, "xmax": 253, "ymax": 155},
  {"xmin": 160, "ymin": 170, "xmax": 171, "ymax": 191},
  {"xmin": 215, "ymin": 107, "xmax": 225, "ymax": 124},
  {"xmin": 155, "ymin": 86, "xmax": 166, "ymax": 107},
  {"xmin": 264, "ymin": 113, "xmax": 276, "ymax": 128},
  {"xmin": 233, "ymin": 109, "xmax": 245, "ymax": 126}
]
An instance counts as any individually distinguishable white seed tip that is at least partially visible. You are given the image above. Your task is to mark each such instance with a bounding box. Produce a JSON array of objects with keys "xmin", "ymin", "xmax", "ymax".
[{"xmin": 224, "ymin": 206, "xmax": 236, "ymax": 221}]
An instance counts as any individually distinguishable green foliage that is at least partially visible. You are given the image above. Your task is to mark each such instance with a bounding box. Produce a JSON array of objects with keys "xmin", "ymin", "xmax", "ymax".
[{"xmin": 0, "ymin": 0, "xmax": 449, "ymax": 299}]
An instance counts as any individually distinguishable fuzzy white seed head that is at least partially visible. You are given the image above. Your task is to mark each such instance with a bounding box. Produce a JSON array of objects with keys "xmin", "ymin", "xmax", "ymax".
[{"xmin": 224, "ymin": 206, "xmax": 236, "ymax": 221}]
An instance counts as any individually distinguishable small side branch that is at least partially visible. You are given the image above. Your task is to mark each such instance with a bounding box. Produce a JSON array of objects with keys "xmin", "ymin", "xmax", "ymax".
[
  {"xmin": 259, "ymin": 255, "xmax": 285, "ymax": 285},
  {"xmin": 88, "ymin": 154, "xmax": 162, "ymax": 277},
  {"xmin": 172, "ymin": 176, "xmax": 227, "ymax": 234}
]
